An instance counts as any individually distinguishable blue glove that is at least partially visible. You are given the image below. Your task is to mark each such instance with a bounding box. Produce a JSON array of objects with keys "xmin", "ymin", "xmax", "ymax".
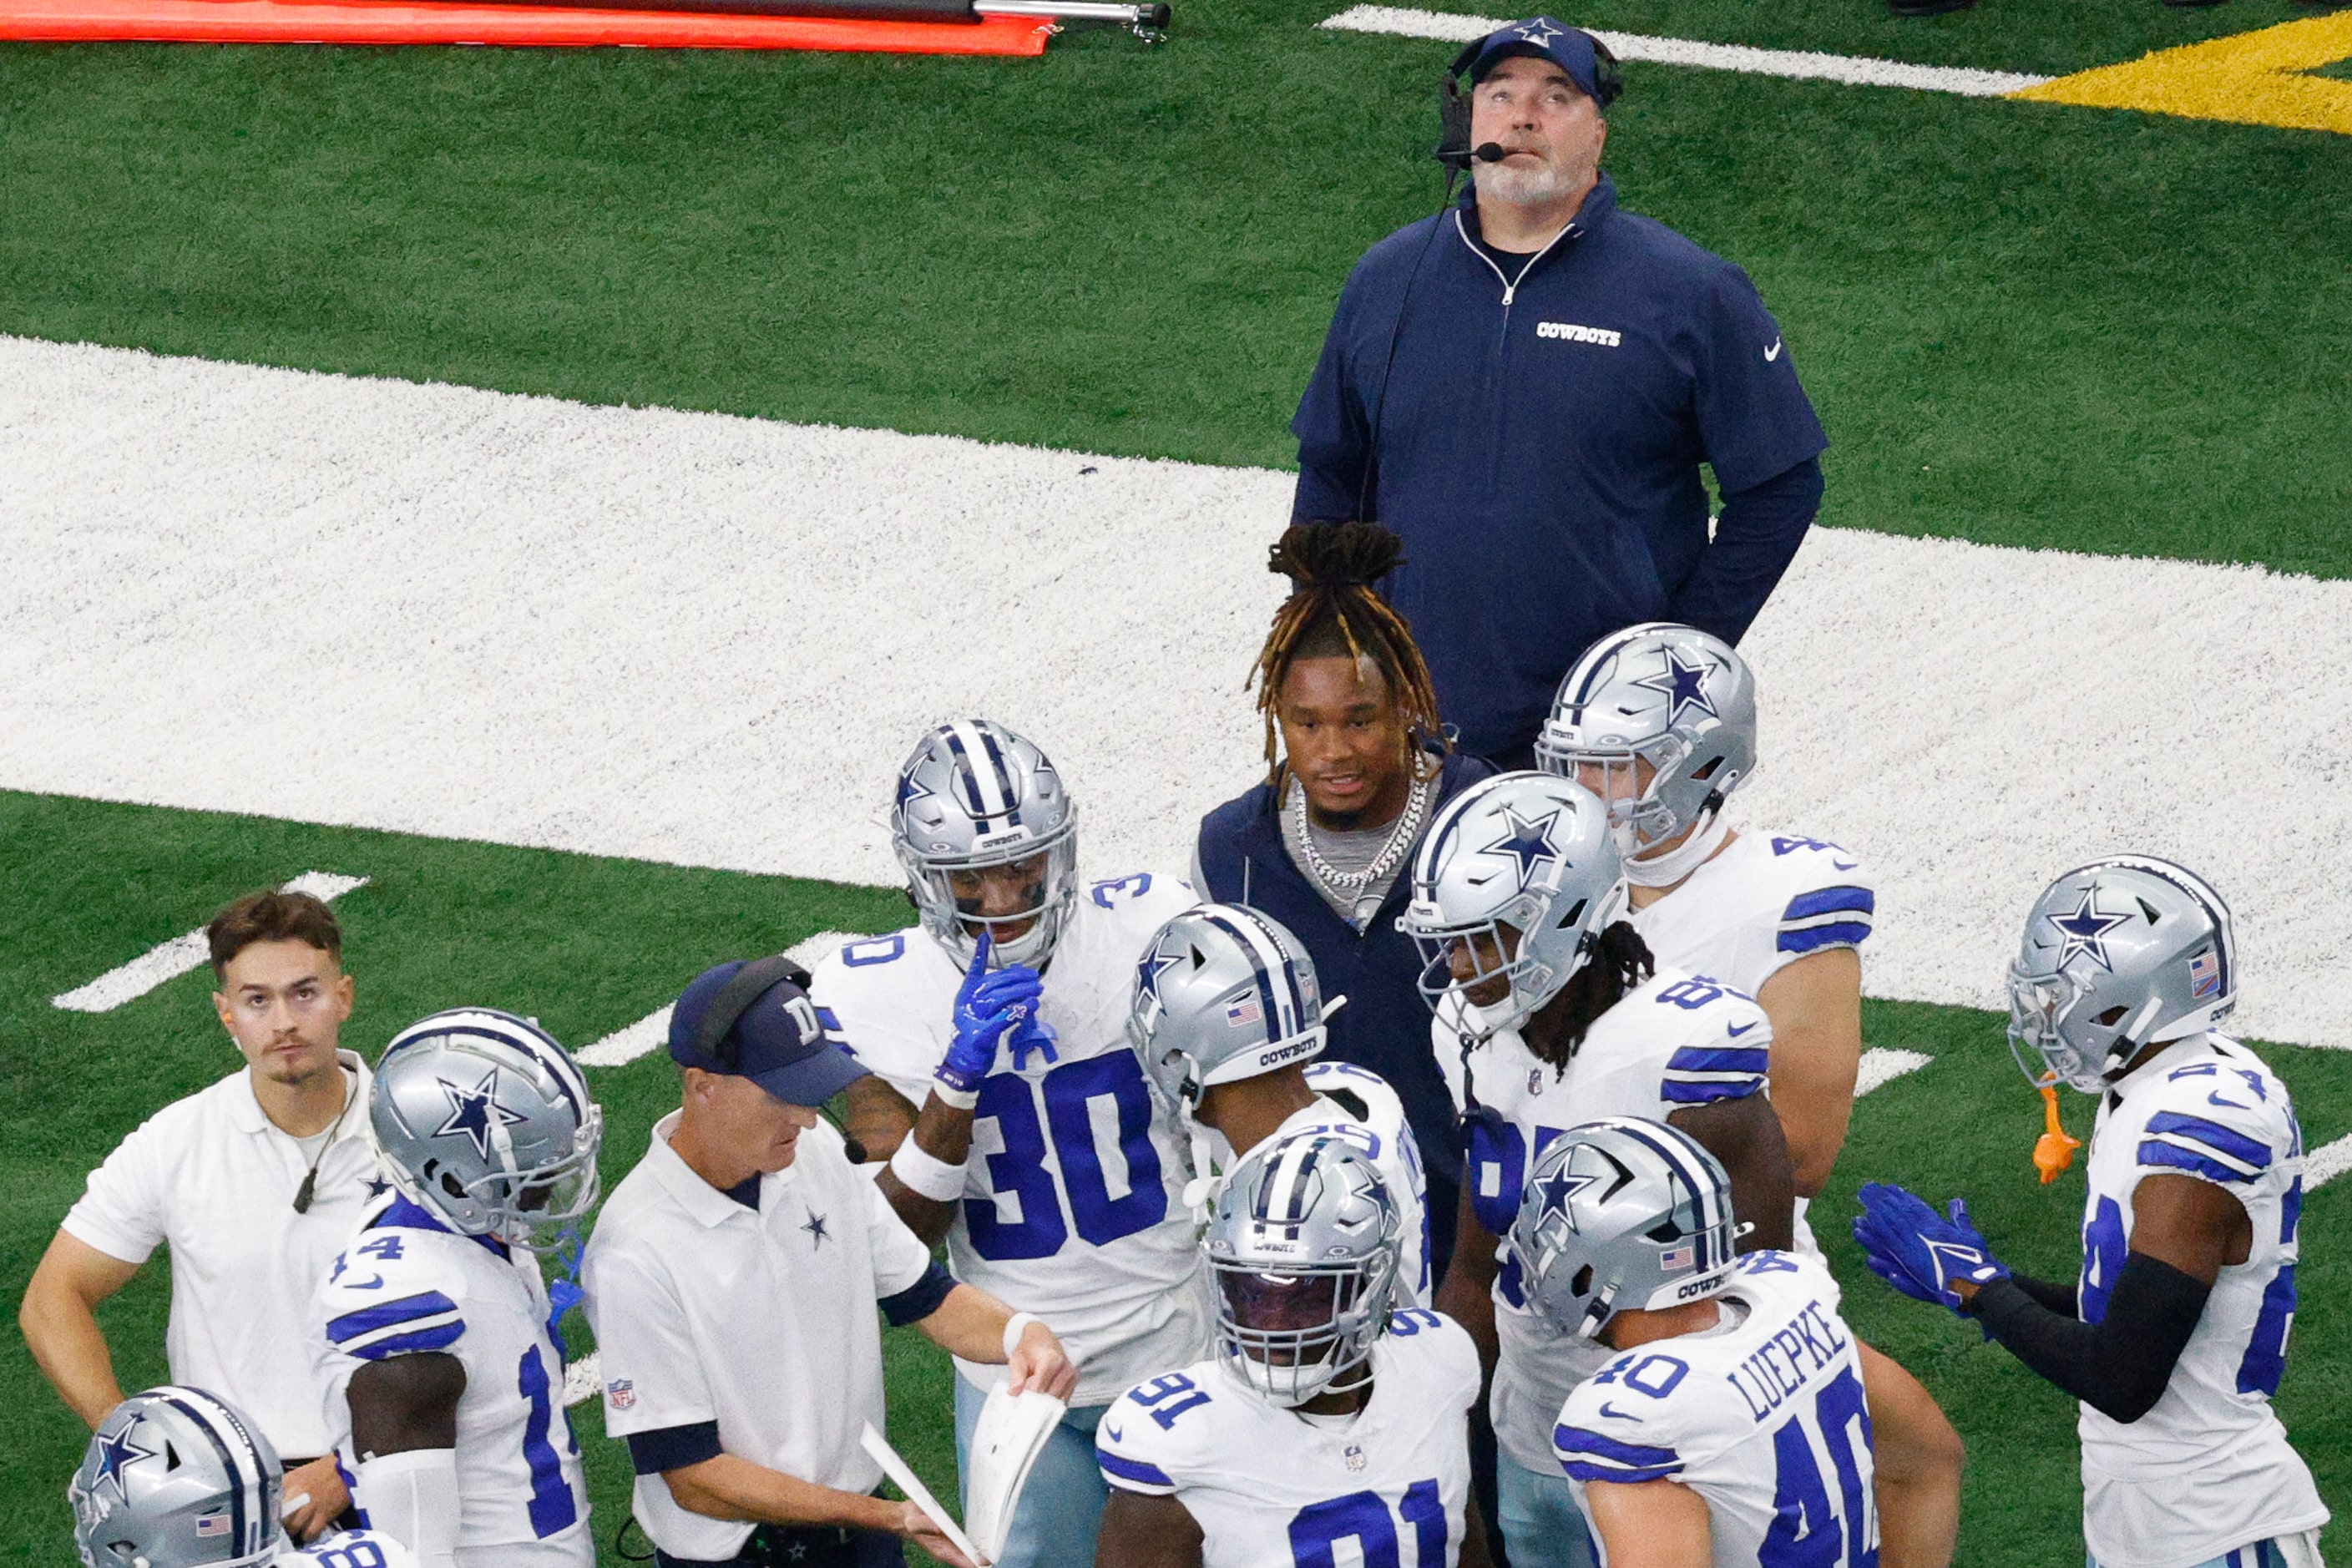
[
  {"xmin": 943, "ymin": 932, "xmax": 1045, "ymax": 1095},
  {"xmin": 1853, "ymin": 1182, "xmax": 2010, "ymax": 1317}
]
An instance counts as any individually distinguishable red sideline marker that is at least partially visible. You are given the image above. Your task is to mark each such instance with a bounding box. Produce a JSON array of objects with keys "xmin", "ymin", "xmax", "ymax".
[{"xmin": 0, "ymin": 0, "xmax": 1053, "ymax": 50}]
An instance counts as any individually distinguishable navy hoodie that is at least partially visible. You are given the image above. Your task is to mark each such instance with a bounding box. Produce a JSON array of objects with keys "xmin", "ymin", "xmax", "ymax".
[{"xmin": 1292, "ymin": 176, "xmax": 1827, "ymax": 760}]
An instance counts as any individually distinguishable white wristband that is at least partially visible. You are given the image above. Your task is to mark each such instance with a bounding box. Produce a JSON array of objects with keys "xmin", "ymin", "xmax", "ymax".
[
  {"xmin": 1002, "ymin": 1310, "xmax": 1042, "ymax": 1360},
  {"xmin": 889, "ymin": 1137, "xmax": 969, "ymax": 1203},
  {"xmin": 930, "ymin": 1080, "xmax": 980, "ymax": 1111}
]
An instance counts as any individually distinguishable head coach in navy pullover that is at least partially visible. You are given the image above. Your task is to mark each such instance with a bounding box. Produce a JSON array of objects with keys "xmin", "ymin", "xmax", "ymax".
[{"xmin": 1291, "ymin": 19, "xmax": 1828, "ymax": 767}]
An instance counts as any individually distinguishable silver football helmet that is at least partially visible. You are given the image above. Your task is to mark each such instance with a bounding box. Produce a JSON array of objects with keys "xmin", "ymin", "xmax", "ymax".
[
  {"xmin": 1130, "ymin": 903, "xmax": 1337, "ymax": 1115},
  {"xmin": 1510, "ymin": 1118, "xmax": 1741, "ymax": 1342},
  {"xmin": 1535, "ymin": 625, "xmax": 1757, "ymax": 883},
  {"xmin": 371, "ymin": 1007, "xmax": 603, "ymax": 1251},
  {"xmin": 70, "ymin": 1387, "xmax": 284, "ymax": 1568},
  {"xmin": 2008, "ymin": 857, "xmax": 2238, "ymax": 1095},
  {"xmin": 1398, "ymin": 772, "xmax": 1626, "ymax": 1037},
  {"xmin": 892, "ymin": 720, "xmax": 1080, "ymax": 969},
  {"xmin": 1206, "ymin": 1132, "xmax": 1402, "ymax": 1407}
]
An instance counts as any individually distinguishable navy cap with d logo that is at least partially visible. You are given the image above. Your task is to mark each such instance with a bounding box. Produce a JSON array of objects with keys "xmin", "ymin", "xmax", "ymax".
[{"xmin": 669, "ymin": 958, "xmax": 868, "ymax": 1108}]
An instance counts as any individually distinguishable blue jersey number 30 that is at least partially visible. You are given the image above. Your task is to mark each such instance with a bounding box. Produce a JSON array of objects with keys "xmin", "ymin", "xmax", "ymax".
[{"xmin": 966, "ymin": 1052, "xmax": 1167, "ymax": 1260}]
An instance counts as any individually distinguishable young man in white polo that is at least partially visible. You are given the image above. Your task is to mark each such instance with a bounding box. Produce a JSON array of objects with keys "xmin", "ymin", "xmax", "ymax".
[
  {"xmin": 584, "ymin": 957, "xmax": 1080, "ymax": 1568},
  {"xmin": 20, "ymin": 888, "xmax": 377, "ymax": 1542}
]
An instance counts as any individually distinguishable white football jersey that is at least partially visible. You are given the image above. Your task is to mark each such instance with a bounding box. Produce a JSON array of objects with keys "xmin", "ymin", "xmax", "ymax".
[
  {"xmin": 1095, "ymin": 1309, "xmax": 1480, "ymax": 1568},
  {"xmin": 1205, "ymin": 1062, "xmax": 1431, "ymax": 1306},
  {"xmin": 2075, "ymin": 1034, "xmax": 2327, "ymax": 1567},
  {"xmin": 281, "ymin": 1530, "xmax": 422, "ymax": 1568},
  {"xmin": 1555, "ymin": 1252, "xmax": 1876, "ymax": 1568},
  {"xmin": 1432, "ymin": 969, "xmax": 1771, "ymax": 1471},
  {"xmin": 1630, "ymin": 831, "xmax": 1874, "ymax": 998},
  {"xmin": 811, "ymin": 873, "xmax": 1208, "ymax": 1404},
  {"xmin": 312, "ymin": 1194, "xmax": 592, "ymax": 1565}
]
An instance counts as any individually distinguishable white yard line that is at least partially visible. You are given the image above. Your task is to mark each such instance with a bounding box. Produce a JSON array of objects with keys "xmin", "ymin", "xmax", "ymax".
[
  {"xmin": 1318, "ymin": 6, "xmax": 2052, "ymax": 96},
  {"xmin": 1854, "ymin": 1048, "xmax": 1932, "ymax": 1097},
  {"xmin": 562, "ymin": 1350, "xmax": 601, "ymax": 1408},
  {"xmin": 2305, "ymin": 1133, "xmax": 2352, "ymax": 1192},
  {"xmin": 51, "ymin": 871, "xmax": 369, "ymax": 1012},
  {"xmin": 574, "ymin": 929, "xmax": 863, "ymax": 1068},
  {"xmin": 5, "ymin": 337, "xmax": 2350, "ymax": 1047}
]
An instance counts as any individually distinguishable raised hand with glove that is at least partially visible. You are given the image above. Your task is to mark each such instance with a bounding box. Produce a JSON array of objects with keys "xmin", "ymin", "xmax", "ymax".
[
  {"xmin": 1853, "ymin": 1181, "xmax": 2011, "ymax": 1316},
  {"xmin": 938, "ymin": 931, "xmax": 1052, "ymax": 1105}
]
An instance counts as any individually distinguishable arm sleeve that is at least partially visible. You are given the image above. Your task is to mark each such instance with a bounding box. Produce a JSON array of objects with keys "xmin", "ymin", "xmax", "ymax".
[
  {"xmin": 2006, "ymin": 1271, "xmax": 2081, "ymax": 1318},
  {"xmin": 60, "ymin": 1120, "xmax": 169, "ymax": 1265},
  {"xmin": 579, "ymin": 1244, "xmax": 715, "ymax": 1439},
  {"xmin": 1967, "ymin": 1252, "xmax": 2209, "ymax": 1423},
  {"xmin": 1667, "ymin": 456, "xmax": 1822, "ymax": 648},
  {"xmin": 1290, "ymin": 269, "xmax": 1376, "ymax": 525}
]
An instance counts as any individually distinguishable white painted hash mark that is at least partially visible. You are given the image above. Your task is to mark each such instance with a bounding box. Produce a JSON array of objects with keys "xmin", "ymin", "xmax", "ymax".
[
  {"xmin": 574, "ymin": 930, "xmax": 867, "ymax": 1069},
  {"xmin": 2304, "ymin": 1132, "xmax": 2352, "ymax": 1192},
  {"xmin": 562, "ymin": 1350, "xmax": 601, "ymax": 1409},
  {"xmin": 1855, "ymin": 1048, "xmax": 1933, "ymax": 1097},
  {"xmin": 1317, "ymin": 7, "xmax": 2054, "ymax": 97},
  {"xmin": 52, "ymin": 872, "xmax": 369, "ymax": 1013}
]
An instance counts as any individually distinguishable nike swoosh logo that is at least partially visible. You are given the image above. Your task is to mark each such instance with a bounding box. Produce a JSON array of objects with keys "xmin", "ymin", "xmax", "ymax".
[
  {"xmin": 1599, "ymin": 1403, "xmax": 1638, "ymax": 1421},
  {"xmin": 343, "ymin": 1274, "xmax": 386, "ymax": 1291},
  {"xmin": 1727, "ymin": 1022, "xmax": 1758, "ymax": 1038},
  {"xmin": 1103, "ymin": 1424, "xmax": 1124, "ymax": 1442},
  {"xmin": 1834, "ymin": 859, "xmax": 1859, "ymax": 871},
  {"xmin": 1764, "ymin": 339, "xmax": 1783, "ymax": 362}
]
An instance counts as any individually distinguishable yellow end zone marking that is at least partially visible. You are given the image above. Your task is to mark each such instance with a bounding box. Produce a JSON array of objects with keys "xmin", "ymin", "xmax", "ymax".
[{"xmin": 2011, "ymin": 10, "xmax": 2352, "ymax": 136}]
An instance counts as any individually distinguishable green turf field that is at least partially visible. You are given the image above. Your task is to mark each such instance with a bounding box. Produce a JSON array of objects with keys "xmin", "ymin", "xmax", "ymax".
[
  {"xmin": 2, "ymin": 0, "xmax": 2349, "ymax": 575},
  {"xmin": 3, "ymin": 792, "xmax": 2347, "ymax": 1564}
]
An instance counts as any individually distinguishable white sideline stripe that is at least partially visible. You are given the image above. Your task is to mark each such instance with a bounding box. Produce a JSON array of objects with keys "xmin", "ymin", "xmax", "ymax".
[
  {"xmin": 2304, "ymin": 1133, "xmax": 2352, "ymax": 1192},
  {"xmin": 563, "ymin": 1350, "xmax": 600, "ymax": 1408},
  {"xmin": 1854, "ymin": 1048, "xmax": 1932, "ymax": 1098},
  {"xmin": 7, "ymin": 338, "xmax": 2352, "ymax": 1048},
  {"xmin": 50, "ymin": 872, "xmax": 369, "ymax": 1012},
  {"xmin": 574, "ymin": 930, "xmax": 865, "ymax": 1068},
  {"xmin": 1318, "ymin": 7, "xmax": 2052, "ymax": 97}
]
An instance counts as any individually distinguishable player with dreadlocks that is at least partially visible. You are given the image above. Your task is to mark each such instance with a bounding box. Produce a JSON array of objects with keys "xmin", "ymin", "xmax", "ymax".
[
  {"xmin": 1192, "ymin": 519, "xmax": 1505, "ymax": 1560},
  {"xmin": 1195, "ymin": 521, "xmax": 1493, "ymax": 1281}
]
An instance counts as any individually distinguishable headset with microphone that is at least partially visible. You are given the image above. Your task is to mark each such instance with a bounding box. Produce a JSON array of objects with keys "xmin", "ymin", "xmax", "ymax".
[
  {"xmin": 690, "ymin": 954, "xmax": 870, "ymax": 1162},
  {"xmin": 1351, "ymin": 25, "xmax": 1623, "ymax": 523}
]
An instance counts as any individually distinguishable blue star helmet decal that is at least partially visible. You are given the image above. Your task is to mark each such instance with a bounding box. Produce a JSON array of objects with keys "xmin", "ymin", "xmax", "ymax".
[
  {"xmin": 1533, "ymin": 1163, "xmax": 1598, "ymax": 1232},
  {"xmin": 432, "ymin": 1067, "xmax": 531, "ymax": 1161},
  {"xmin": 1482, "ymin": 807, "xmax": 1563, "ymax": 893},
  {"xmin": 1512, "ymin": 17, "xmax": 1564, "ymax": 44},
  {"xmin": 89, "ymin": 1424, "xmax": 155, "ymax": 1503},
  {"xmin": 1634, "ymin": 647, "xmax": 1719, "ymax": 728},
  {"xmin": 2048, "ymin": 888, "xmax": 2132, "ymax": 973},
  {"xmin": 1136, "ymin": 940, "xmax": 1186, "ymax": 1002}
]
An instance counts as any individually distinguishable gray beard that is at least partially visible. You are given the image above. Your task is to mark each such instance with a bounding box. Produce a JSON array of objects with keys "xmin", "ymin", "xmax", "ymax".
[{"xmin": 1473, "ymin": 158, "xmax": 1575, "ymax": 207}]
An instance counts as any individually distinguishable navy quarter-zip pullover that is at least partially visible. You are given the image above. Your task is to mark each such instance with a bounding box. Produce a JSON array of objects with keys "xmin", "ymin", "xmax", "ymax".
[{"xmin": 1292, "ymin": 176, "xmax": 1828, "ymax": 761}]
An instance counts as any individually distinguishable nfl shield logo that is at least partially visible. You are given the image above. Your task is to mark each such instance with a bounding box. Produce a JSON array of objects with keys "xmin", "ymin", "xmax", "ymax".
[
  {"xmin": 608, "ymin": 1379, "xmax": 636, "ymax": 1410},
  {"xmin": 1344, "ymin": 1443, "xmax": 1368, "ymax": 1472},
  {"xmin": 2189, "ymin": 948, "xmax": 2221, "ymax": 999},
  {"xmin": 1527, "ymin": 1069, "xmax": 1544, "ymax": 1096},
  {"xmin": 1225, "ymin": 997, "xmax": 1262, "ymax": 1029}
]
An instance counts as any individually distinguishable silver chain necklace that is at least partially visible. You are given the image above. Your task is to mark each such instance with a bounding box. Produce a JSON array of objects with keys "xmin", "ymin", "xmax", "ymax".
[{"xmin": 1292, "ymin": 767, "xmax": 1433, "ymax": 894}]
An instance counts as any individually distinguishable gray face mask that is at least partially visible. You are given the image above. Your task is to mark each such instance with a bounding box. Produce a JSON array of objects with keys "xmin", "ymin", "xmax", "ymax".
[
  {"xmin": 2007, "ymin": 857, "xmax": 2238, "ymax": 1094},
  {"xmin": 1535, "ymin": 623, "xmax": 1757, "ymax": 872},
  {"xmin": 890, "ymin": 719, "xmax": 1080, "ymax": 970}
]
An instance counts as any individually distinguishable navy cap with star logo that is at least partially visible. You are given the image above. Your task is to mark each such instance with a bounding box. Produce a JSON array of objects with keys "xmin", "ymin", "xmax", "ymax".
[{"xmin": 1465, "ymin": 17, "xmax": 1615, "ymax": 104}]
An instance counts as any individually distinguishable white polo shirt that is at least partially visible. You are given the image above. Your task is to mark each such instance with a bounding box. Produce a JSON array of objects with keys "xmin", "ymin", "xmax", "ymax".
[
  {"xmin": 582, "ymin": 1111, "xmax": 939, "ymax": 1564},
  {"xmin": 62, "ymin": 1051, "xmax": 378, "ymax": 1457}
]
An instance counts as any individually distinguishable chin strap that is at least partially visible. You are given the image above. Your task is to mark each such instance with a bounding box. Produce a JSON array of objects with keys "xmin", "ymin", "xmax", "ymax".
[
  {"xmin": 2033, "ymin": 1082, "xmax": 2081, "ymax": 1183},
  {"xmin": 1624, "ymin": 804, "xmax": 1732, "ymax": 888}
]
